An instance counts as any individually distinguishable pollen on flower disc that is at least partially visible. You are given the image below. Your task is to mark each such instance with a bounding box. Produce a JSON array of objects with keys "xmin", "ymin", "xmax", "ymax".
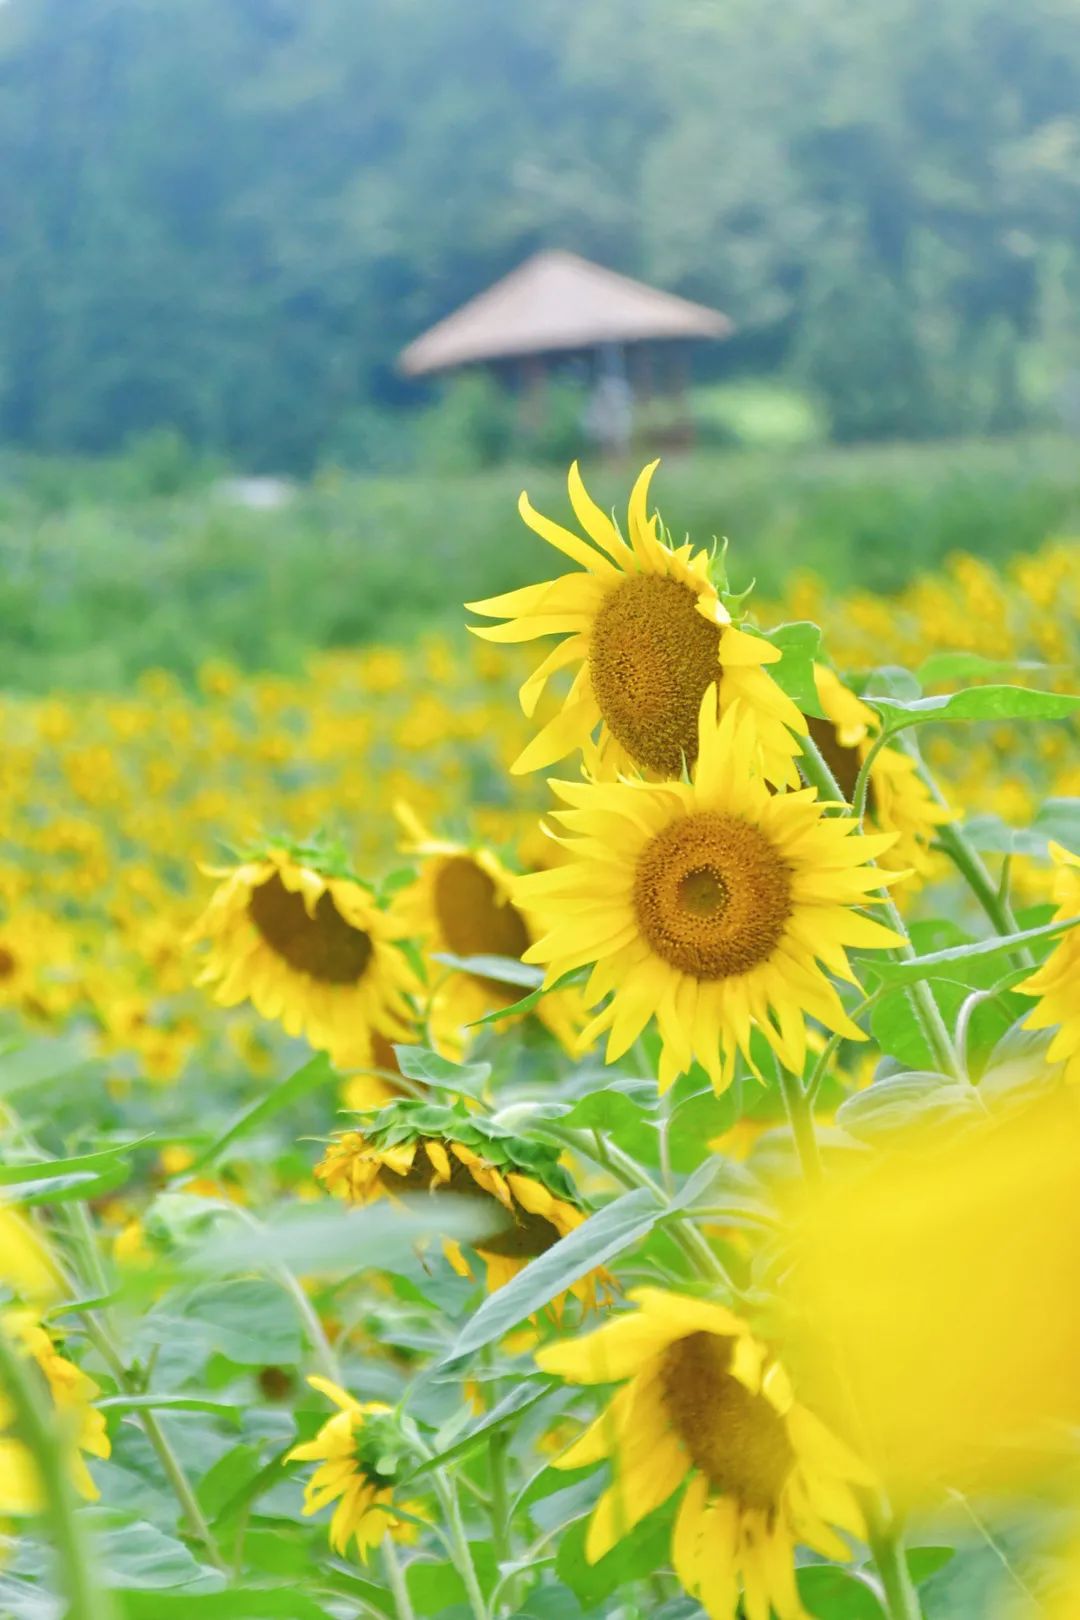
[
  {"xmin": 588, "ymin": 575, "xmax": 720, "ymax": 776},
  {"xmin": 633, "ymin": 812, "xmax": 792, "ymax": 979},
  {"xmin": 248, "ymin": 873, "xmax": 373, "ymax": 984},
  {"xmin": 661, "ymin": 1332, "xmax": 794, "ymax": 1512}
]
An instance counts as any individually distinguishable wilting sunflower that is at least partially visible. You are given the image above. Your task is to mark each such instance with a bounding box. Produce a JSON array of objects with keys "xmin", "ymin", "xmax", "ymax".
[
  {"xmin": 316, "ymin": 1100, "xmax": 608, "ymax": 1308},
  {"xmin": 807, "ymin": 664, "xmax": 948, "ymax": 880},
  {"xmin": 516, "ymin": 693, "xmax": 903, "ymax": 1093},
  {"xmin": 286, "ymin": 1375, "xmax": 417, "ymax": 1562},
  {"xmin": 466, "ymin": 461, "xmax": 805, "ymax": 786},
  {"xmin": 394, "ymin": 805, "xmax": 583, "ymax": 1053},
  {"xmin": 190, "ymin": 843, "xmax": 418, "ymax": 1068},
  {"xmin": 1019, "ymin": 841, "xmax": 1080, "ymax": 1083},
  {"xmin": 537, "ymin": 1288, "xmax": 870, "ymax": 1620},
  {"xmin": 0, "ymin": 1310, "xmax": 111, "ymax": 1510}
]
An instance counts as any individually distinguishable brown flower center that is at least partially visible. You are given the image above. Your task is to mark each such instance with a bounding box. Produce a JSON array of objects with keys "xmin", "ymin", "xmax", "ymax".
[
  {"xmin": 432, "ymin": 855, "xmax": 531, "ymax": 999},
  {"xmin": 0, "ymin": 945, "xmax": 16, "ymax": 981},
  {"xmin": 588, "ymin": 575, "xmax": 720, "ymax": 776},
  {"xmin": 248, "ymin": 873, "xmax": 373, "ymax": 985},
  {"xmin": 661, "ymin": 1332, "xmax": 794, "ymax": 1512},
  {"xmin": 633, "ymin": 812, "xmax": 791, "ymax": 979}
]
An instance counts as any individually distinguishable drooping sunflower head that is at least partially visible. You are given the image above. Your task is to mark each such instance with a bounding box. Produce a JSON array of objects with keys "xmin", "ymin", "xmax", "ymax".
[
  {"xmin": 466, "ymin": 461, "xmax": 806, "ymax": 786},
  {"xmin": 516, "ymin": 693, "xmax": 904, "ymax": 1095},
  {"xmin": 315, "ymin": 1099, "xmax": 608, "ymax": 1310},
  {"xmin": 537, "ymin": 1288, "xmax": 870, "ymax": 1620},
  {"xmin": 808, "ymin": 664, "xmax": 949, "ymax": 882},
  {"xmin": 286, "ymin": 1376, "xmax": 417, "ymax": 1562},
  {"xmin": 190, "ymin": 841, "xmax": 419, "ymax": 1069},
  {"xmin": 393, "ymin": 804, "xmax": 584, "ymax": 1054}
]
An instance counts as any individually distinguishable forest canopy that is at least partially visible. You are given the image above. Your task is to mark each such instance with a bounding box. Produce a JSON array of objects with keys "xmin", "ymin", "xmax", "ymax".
[{"xmin": 3, "ymin": 0, "xmax": 1080, "ymax": 469}]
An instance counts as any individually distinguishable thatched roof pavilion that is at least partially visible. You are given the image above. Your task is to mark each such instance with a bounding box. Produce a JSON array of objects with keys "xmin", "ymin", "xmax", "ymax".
[{"xmin": 398, "ymin": 250, "xmax": 731, "ymax": 377}]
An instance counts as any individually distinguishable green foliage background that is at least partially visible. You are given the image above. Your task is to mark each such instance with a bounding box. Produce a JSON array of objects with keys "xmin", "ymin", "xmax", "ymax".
[{"xmin": 4, "ymin": 0, "xmax": 1080, "ymax": 468}]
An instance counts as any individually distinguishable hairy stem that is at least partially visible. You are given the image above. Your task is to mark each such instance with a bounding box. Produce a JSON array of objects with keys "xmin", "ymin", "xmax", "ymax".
[{"xmin": 381, "ymin": 1538, "xmax": 417, "ymax": 1620}]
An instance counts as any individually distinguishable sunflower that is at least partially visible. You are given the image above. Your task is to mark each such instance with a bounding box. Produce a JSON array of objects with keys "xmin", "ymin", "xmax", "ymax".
[
  {"xmin": 1019, "ymin": 842, "xmax": 1080, "ymax": 1083},
  {"xmin": 0, "ymin": 1209, "xmax": 62, "ymax": 1303},
  {"xmin": 0, "ymin": 1310, "xmax": 111, "ymax": 1510},
  {"xmin": 316, "ymin": 1099, "xmax": 608, "ymax": 1309},
  {"xmin": 807, "ymin": 664, "xmax": 948, "ymax": 880},
  {"xmin": 536, "ymin": 1288, "xmax": 870, "ymax": 1620},
  {"xmin": 515, "ymin": 692, "xmax": 904, "ymax": 1094},
  {"xmin": 190, "ymin": 843, "xmax": 418, "ymax": 1068},
  {"xmin": 286, "ymin": 1375, "xmax": 417, "ymax": 1562},
  {"xmin": 394, "ymin": 805, "xmax": 584, "ymax": 1053},
  {"xmin": 466, "ymin": 461, "xmax": 806, "ymax": 787}
]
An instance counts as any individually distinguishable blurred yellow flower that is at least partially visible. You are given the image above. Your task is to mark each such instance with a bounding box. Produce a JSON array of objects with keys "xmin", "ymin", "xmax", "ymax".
[
  {"xmin": 1019, "ymin": 842, "xmax": 1080, "ymax": 1083},
  {"xmin": 538, "ymin": 1288, "xmax": 870, "ymax": 1620},
  {"xmin": 190, "ymin": 844, "xmax": 418, "ymax": 1067}
]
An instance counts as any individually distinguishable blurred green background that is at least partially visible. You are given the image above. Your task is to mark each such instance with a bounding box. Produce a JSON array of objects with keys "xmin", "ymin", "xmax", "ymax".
[{"xmin": 4, "ymin": 0, "xmax": 1080, "ymax": 686}]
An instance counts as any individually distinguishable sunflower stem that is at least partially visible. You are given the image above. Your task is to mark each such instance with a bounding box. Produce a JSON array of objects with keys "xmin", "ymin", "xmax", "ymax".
[
  {"xmin": 772, "ymin": 1055, "xmax": 823, "ymax": 1185},
  {"xmin": 65, "ymin": 1203, "xmax": 228, "ymax": 1572},
  {"xmin": 851, "ymin": 730, "xmax": 892, "ymax": 823},
  {"xmin": 432, "ymin": 1471, "xmax": 489, "ymax": 1620},
  {"xmin": 867, "ymin": 1504, "xmax": 923, "ymax": 1620},
  {"xmin": 381, "ymin": 1538, "xmax": 417, "ymax": 1620},
  {"xmin": 899, "ymin": 735, "xmax": 1033, "ymax": 965},
  {"xmin": 482, "ymin": 1348, "xmax": 513, "ymax": 1607},
  {"xmin": 798, "ymin": 733, "xmax": 959, "ymax": 1079},
  {"xmin": 0, "ymin": 1315, "xmax": 119, "ymax": 1620}
]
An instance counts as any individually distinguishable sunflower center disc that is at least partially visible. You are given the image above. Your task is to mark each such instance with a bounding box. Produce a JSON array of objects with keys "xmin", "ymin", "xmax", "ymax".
[
  {"xmin": 0, "ymin": 945, "xmax": 15, "ymax": 980},
  {"xmin": 588, "ymin": 575, "xmax": 720, "ymax": 776},
  {"xmin": 661, "ymin": 1332, "xmax": 794, "ymax": 1512},
  {"xmin": 633, "ymin": 812, "xmax": 792, "ymax": 979},
  {"xmin": 248, "ymin": 873, "xmax": 373, "ymax": 984},
  {"xmin": 433, "ymin": 855, "xmax": 531, "ymax": 997}
]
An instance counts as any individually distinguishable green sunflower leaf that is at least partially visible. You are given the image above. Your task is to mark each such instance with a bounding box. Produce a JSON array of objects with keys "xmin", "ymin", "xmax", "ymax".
[
  {"xmin": 866, "ymin": 684, "xmax": 1080, "ymax": 731},
  {"xmin": 916, "ymin": 651, "xmax": 1049, "ymax": 686},
  {"xmin": 393, "ymin": 1044, "xmax": 491, "ymax": 1098},
  {"xmin": 863, "ymin": 912, "xmax": 1078, "ymax": 985},
  {"xmin": 432, "ymin": 951, "xmax": 544, "ymax": 988},
  {"xmin": 757, "ymin": 621, "xmax": 826, "ymax": 716},
  {"xmin": 187, "ymin": 1052, "xmax": 336, "ymax": 1172},
  {"xmin": 444, "ymin": 1187, "xmax": 664, "ymax": 1363},
  {"xmin": 798, "ymin": 1565, "xmax": 886, "ymax": 1618}
]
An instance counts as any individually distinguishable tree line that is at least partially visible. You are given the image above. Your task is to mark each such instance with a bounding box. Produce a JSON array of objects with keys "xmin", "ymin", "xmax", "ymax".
[{"xmin": 2, "ymin": 0, "xmax": 1080, "ymax": 470}]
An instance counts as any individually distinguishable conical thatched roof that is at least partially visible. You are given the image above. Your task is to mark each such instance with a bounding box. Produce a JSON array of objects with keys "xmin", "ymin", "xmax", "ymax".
[{"xmin": 398, "ymin": 250, "xmax": 732, "ymax": 376}]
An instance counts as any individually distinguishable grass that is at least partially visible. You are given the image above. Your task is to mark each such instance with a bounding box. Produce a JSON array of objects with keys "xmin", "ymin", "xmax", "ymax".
[{"xmin": 6, "ymin": 434, "xmax": 1080, "ymax": 690}]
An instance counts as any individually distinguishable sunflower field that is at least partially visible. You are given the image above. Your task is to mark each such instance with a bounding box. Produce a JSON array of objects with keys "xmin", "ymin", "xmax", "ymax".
[{"xmin": 1, "ymin": 459, "xmax": 1079, "ymax": 1620}]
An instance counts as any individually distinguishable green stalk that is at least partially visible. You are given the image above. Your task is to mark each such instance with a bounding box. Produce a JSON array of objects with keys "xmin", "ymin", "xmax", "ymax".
[
  {"xmin": 0, "ymin": 1318, "xmax": 119, "ymax": 1620},
  {"xmin": 65, "ymin": 1204, "xmax": 227, "ymax": 1572},
  {"xmin": 900, "ymin": 735, "xmax": 1033, "ymax": 964},
  {"xmin": 799, "ymin": 734, "xmax": 958, "ymax": 1078},
  {"xmin": 866, "ymin": 1504, "xmax": 923, "ymax": 1620},
  {"xmin": 381, "ymin": 1538, "xmax": 417, "ymax": 1620},
  {"xmin": 432, "ymin": 1472, "xmax": 488, "ymax": 1620},
  {"xmin": 771, "ymin": 1056, "xmax": 822, "ymax": 1185}
]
